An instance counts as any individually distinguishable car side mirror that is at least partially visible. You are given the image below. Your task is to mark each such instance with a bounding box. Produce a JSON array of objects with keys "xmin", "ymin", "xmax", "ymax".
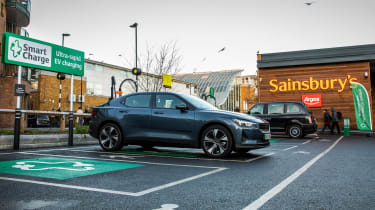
[{"xmin": 176, "ymin": 104, "xmax": 188, "ymax": 111}]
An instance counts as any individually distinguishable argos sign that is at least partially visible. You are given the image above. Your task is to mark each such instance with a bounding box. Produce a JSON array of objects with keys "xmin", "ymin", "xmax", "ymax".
[{"xmin": 302, "ymin": 94, "xmax": 322, "ymax": 107}]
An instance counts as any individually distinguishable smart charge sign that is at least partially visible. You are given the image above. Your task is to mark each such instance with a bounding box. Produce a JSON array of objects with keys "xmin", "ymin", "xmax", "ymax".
[{"xmin": 2, "ymin": 32, "xmax": 84, "ymax": 76}]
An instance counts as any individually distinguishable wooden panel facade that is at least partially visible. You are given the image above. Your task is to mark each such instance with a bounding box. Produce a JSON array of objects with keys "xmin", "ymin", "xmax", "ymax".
[{"xmin": 258, "ymin": 61, "xmax": 372, "ymax": 129}]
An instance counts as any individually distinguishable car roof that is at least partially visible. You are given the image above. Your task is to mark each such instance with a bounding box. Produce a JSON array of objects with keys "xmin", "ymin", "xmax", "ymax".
[{"xmin": 256, "ymin": 101, "xmax": 305, "ymax": 105}]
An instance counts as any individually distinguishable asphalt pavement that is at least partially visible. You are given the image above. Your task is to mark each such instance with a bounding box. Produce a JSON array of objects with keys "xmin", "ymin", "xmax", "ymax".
[{"xmin": 0, "ymin": 134, "xmax": 374, "ymax": 210}]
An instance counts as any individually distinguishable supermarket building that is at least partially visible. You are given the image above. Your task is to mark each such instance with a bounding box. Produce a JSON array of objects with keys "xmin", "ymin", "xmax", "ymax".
[{"xmin": 257, "ymin": 44, "xmax": 375, "ymax": 130}]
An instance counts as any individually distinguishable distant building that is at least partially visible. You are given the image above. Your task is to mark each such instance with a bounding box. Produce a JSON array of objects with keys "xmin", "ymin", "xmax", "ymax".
[
  {"xmin": 174, "ymin": 70, "xmax": 243, "ymax": 111},
  {"xmin": 236, "ymin": 75, "xmax": 258, "ymax": 113},
  {"xmin": 0, "ymin": 0, "xmax": 32, "ymax": 128},
  {"xmin": 30, "ymin": 59, "xmax": 197, "ymax": 113}
]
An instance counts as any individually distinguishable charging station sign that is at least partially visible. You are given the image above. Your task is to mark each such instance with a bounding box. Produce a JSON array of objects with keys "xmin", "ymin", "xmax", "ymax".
[
  {"xmin": 302, "ymin": 94, "xmax": 322, "ymax": 107},
  {"xmin": 2, "ymin": 32, "xmax": 84, "ymax": 76}
]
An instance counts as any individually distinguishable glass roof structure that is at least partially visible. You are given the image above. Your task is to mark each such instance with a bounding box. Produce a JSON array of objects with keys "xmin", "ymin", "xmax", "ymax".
[{"xmin": 174, "ymin": 70, "xmax": 243, "ymax": 106}]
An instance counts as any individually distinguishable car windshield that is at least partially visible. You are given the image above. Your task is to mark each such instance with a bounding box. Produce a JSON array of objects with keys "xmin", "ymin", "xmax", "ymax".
[
  {"xmin": 179, "ymin": 94, "xmax": 218, "ymax": 110},
  {"xmin": 38, "ymin": 115, "xmax": 49, "ymax": 119}
]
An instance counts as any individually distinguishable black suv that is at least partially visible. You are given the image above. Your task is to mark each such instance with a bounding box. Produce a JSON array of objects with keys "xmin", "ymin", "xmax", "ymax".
[{"xmin": 247, "ymin": 102, "xmax": 317, "ymax": 138}]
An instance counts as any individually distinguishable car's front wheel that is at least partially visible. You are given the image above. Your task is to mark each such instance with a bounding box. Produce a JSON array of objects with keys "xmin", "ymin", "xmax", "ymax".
[
  {"xmin": 201, "ymin": 125, "xmax": 233, "ymax": 158},
  {"xmin": 98, "ymin": 123, "xmax": 123, "ymax": 151},
  {"xmin": 288, "ymin": 124, "xmax": 303, "ymax": 138}
]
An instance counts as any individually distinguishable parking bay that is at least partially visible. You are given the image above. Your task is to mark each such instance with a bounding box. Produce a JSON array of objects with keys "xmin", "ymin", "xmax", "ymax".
[{"xmin": 0, "ymin": 136, "xmax": 339, "ymax": 209}]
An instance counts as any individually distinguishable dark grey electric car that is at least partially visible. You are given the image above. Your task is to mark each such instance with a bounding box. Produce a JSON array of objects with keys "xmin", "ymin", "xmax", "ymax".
[{"xmin": 89, "ymin": 92, "xmax": 270, "ymax": 158}]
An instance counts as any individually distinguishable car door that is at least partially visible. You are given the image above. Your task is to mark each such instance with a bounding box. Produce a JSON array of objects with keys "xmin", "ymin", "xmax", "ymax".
[
  {"xmin": 151, "ymin": 93, "xmax": 195, "ymax": 144},
  {"xmin": 267, "ymin": 103, "xmax": 286, "ymax": 132},
  {"xmin": 118, "ymin": 93, "xmax": 152, "ymax": 139}
]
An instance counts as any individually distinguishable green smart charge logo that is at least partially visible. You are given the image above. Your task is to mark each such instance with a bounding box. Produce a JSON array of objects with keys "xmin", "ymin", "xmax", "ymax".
[
  {"xmin": 3, "ymin": 32, "xmax": 85, "ymax": 76},
  {"xmin": 10, "ymin": 40, "xmax": 22, "ymax": 58}
]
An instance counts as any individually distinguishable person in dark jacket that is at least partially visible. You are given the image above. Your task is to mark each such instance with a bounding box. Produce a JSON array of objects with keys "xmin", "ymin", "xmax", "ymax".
[
  {"xmin": 322, "ymin": 109, "xmax": 331, "ymax": 133},
  {"xmin": 330, "ymin": 107, "xmax": 340, "ymax": 134}
]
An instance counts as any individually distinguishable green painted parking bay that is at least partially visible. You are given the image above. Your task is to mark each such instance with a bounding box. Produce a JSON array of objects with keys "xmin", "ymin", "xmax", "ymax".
[{"xmin": 0, "ymin": 157, "xmax": 143, "ymax": 180}]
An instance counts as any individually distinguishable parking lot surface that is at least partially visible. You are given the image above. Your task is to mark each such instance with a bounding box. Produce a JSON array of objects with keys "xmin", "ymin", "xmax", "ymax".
[{"xmin": 1, "ymin": 135, "xmax": 375, "ymax": 209}]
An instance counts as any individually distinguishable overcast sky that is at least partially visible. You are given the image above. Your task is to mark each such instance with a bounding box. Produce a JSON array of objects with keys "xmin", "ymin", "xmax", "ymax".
[{"xmin": 26, "ymin": 0, "xmax": 375, "ymax": 75}]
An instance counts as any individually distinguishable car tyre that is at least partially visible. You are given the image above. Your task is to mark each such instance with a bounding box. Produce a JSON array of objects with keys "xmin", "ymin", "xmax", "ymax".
[
  {"xmin": 201, "ymin": 125, "xmax": 233, "ymax": 158},
  {"xmin": 98, "ymin": 123, "xmax": 123, "ymax": 151},
  {"xmin": 235, "ymin": 148, "xmax": 250, "ymax": 154},
  {"xmin": 288, "ymin": 124, "xmax": 303, "ymax": 138}
]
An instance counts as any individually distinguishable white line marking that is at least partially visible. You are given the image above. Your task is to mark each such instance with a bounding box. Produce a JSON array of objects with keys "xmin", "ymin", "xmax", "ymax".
[
  {"xmin": 243, "ymin": 136, "xmax": 344, "ymax": 210},
  {"xmin": 283, "ymin": 146, "xmax": 298, "ymax": 151},
  {"xmin": 136, "ymin": 168, "xmax": 226, "ymax": 196},
  {"xmin": 302, "ymin": 140, "xmax": 311, "ymax": 145},
  {"xmin": 245, "ymin": 153, "xmax": 275, "ymax": 162},
  {"xmin": 0, "ymin": 176, "xmax": 138, "ymax": 196},
  {"xmin": 293, "ymin": 151, "xmax": 310, "ymax": 155},
  {"xmin": 31, "ymin": 148, "xmax": 261, "ymax": 163},
  {"xmin": 0, "ymin": 167, "xmax": 226, "ymax": 197},
  {"xmin": 18, "ymin": 152, "xmax": 222, "ymax": 169}
]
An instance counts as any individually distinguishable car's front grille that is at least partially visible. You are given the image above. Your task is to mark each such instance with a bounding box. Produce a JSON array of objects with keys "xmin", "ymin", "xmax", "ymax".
[{"xmin": 259, "ymin": 123, "xmax": 270, "ymax": 131}]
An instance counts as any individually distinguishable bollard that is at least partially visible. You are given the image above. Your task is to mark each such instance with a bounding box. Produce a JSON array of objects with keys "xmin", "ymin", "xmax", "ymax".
[{"xmin": 344, "ymin": 118, "xmax": 350, "ymax": 136}]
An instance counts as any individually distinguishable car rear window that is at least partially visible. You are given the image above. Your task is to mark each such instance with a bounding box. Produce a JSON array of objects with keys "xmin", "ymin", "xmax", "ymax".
[
  {"xmin": 286, "ymin": 103, "xmax": 306, "ymax": 114},
  {"xmin": 124, "ymin": 94, "xmax": 151, "ymax": 108},
  {"xmin": 268, "ymin": 103, "xmax": 284, "ymax": 114}
]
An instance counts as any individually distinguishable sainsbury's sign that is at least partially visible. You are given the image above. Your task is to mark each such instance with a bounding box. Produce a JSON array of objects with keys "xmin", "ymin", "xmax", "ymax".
[{"xmin": 302, "ymin": 94, "xmax": 322, "ymax": 107}]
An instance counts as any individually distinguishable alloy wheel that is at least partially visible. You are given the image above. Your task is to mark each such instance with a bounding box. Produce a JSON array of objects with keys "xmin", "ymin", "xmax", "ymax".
[{"xmin": 202, "ymin": 126, "xmax": 232, "ymax": 157}]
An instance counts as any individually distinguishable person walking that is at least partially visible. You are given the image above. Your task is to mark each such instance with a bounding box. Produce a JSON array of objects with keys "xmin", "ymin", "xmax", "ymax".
[
  {"xmin": 322, "ymin": 109, "xmax": 331, "ymax": 133},
  {"xmin": 330, "ymin": 107, "xmax": 340, "ymax": 134}
]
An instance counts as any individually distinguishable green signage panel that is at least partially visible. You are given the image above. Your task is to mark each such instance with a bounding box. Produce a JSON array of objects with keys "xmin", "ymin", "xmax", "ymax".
[
  {"xmin": 209, "ymin": 87, "xmax": 214, "ymax": 98},
  {"xmin": 0, "ymin": 157, "xmax": 143, "ymax": 180},
  {"xmin": 2, "ymin": 32, "xmax": 85, "ymax": 76},
  {"xmin": 351, "ymin": 82, "xmax": 372, "ymax": 130}
]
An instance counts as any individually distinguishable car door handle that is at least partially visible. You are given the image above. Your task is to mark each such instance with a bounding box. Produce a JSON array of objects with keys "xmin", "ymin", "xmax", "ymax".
[
  {"xmin": 154, "ymin": 112, "xmax": 164, "ymax": 114},
  {"xmin": 120, "ymin": 110, "xmax": 128, "ymax": 113}
]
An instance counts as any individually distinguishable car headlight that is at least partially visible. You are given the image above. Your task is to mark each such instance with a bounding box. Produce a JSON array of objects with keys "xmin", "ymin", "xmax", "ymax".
[{"xmin": 233, "ymin": 119, "xmax": 257, "ymax": 128}]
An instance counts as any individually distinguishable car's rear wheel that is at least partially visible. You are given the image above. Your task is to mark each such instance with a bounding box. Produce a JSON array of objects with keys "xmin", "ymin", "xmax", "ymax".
[
  {"xmin": 288, "ymin": 124, "xmax": 303, "ymax": 138},
  {"xmin": 98, "ymin": 123, "xmax": 123, "ymax": 151},
  {"xmin": 201, "ymin": 125, "xmax": 233, "ymax": 158}
]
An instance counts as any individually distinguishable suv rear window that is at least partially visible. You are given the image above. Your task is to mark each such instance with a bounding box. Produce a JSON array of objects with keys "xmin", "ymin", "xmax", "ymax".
[
  {"xmin": 268, "ymin": 103, "xmax": 284, "ymax": 114},
  {"xmin": 286, "ymin": 103, "xmax": 306, "ymax": 114}
]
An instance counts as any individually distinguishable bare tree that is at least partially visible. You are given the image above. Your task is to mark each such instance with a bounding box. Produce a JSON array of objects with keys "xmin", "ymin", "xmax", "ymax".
[{"xmin": 137, "ymin": 42, "xmax": 182, "ymax": 92}]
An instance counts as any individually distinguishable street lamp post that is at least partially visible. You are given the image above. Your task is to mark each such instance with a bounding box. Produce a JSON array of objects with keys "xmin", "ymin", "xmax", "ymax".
[
  {"xmin": 129, "ymin": 22, "xmax": 138, "ymax": 92},
  {"xmin": 61, "ymin": 33, "xmax": 74, "ymax": 146}
]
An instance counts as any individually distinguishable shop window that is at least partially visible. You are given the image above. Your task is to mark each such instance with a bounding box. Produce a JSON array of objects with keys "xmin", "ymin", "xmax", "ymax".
[
  {"xmin": 95, "ymin": 65, "xmax": 104, "ymax": 72},
  {"xmin": 86, "ymin": 63, "xmax": 95, "ymax": 70}
]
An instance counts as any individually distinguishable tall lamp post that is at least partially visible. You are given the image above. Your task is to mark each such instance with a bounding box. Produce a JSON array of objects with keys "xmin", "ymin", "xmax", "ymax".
[
  {"xmin": 62, "ymin": 33, "xmax": 74, "ymax": 146},
  {"xmin": 129, "ymin": 22, "xmax": 138, "ymax": 92},
  {"xmin": 57, "ymin": 33, "xmax": 70, "ymax": 112}
]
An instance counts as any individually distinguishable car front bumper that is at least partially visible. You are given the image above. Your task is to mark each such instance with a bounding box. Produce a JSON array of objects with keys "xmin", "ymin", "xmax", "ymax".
[{"xmin": 235, "ymin": 128, "xmax": 271, "ymax": 149}]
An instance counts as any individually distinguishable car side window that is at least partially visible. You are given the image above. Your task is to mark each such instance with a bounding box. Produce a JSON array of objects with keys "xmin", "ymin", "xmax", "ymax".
[
  {"xmin": 268, "ymin": 103, "xmax": 284, "ymax": 114},
  {"xmin": 123, "ymin": 94, "xmax": 151, "ymax": 108},
  {"xmin": 249, "ymin": 104, "xmax": 264, "ymax": 114},
  {"xmin": 286, "ymin": 103, "xmax": 304, "ymax": 113},
  {"xmin": 156, "ymin": 94, "xmax": 186, "ymax": 109}
]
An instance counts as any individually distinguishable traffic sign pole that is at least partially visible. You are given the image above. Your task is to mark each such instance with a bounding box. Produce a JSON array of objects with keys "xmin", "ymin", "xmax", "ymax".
[{"xmin": 14, "ymin": 65, "xmax": 22, "ymax": 150}]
